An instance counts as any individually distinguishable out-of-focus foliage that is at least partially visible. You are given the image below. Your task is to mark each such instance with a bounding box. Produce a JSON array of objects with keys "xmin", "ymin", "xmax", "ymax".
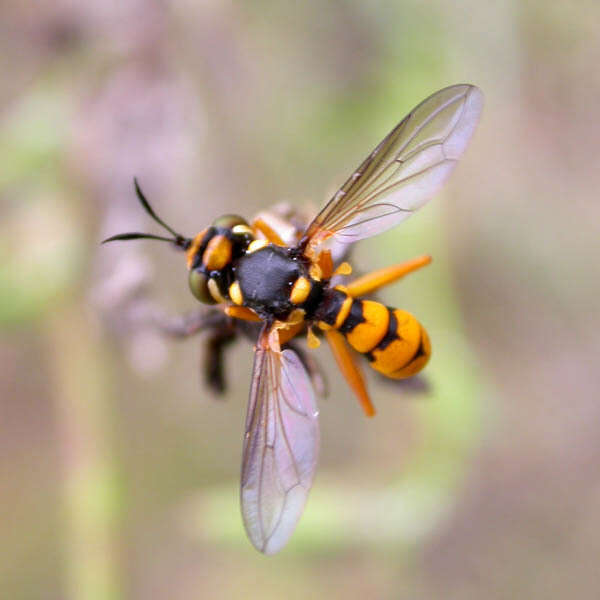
[{"xmin": 1, "ymin": 1, "xmax": 599, "ymax": 599}]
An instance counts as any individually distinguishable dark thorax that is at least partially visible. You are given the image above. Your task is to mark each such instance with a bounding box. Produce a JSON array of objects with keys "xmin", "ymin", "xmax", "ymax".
[{"xmin": 235, "ymin": 244, "xmax": 323, "ymax": 321}]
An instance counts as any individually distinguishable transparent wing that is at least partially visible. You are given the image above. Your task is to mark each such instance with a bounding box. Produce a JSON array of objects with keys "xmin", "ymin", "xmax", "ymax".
[
  {"xmin": 240, "ymin": 345, "xmax": 319, "ymax": 554},
  {"xmin": 304, "ymin": 84, "xmax": 483, "ymax": 247}
]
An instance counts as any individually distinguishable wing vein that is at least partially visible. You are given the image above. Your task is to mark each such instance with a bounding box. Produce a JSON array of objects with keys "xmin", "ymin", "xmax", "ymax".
[
  {"xmin": 301, "ymin": 84, "xmax": 483, "ymax": 247},
  {"xmin": 241, "ymin": 346, "xmax": 319, "ymax": 554}
]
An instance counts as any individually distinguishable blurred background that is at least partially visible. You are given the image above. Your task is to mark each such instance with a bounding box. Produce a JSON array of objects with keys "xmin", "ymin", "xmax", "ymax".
[{"xmin": 2, "ymin": 1, "xmax": 599, "ymax": 598}]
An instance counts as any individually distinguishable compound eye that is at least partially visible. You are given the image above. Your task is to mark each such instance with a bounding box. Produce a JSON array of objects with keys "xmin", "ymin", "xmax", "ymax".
[
  {"xmin": 188, "ymin": 269, "xmax": 217, "ymax": 304},
  {"xmin": 212, "ymin": 214, "xmax": 248, "ymax": 230}
]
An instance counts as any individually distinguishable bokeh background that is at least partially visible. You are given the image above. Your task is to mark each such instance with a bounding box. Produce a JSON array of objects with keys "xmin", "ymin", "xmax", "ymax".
[{"xmin": 2, "ymin": 1, "xmax": 599, "ymax": 599}]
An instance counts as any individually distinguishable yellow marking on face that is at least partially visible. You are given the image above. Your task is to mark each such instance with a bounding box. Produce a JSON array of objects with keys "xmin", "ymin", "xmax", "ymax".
[
  {"xmin": 345, "ymin": 300, "xmax": 389, "ymax": 354},
  {"xmin": 290, "ymin": 277, "xmax": 311, "ymax": 305},
  {"xmin": 203, "ymin": 234, "xmax": 232, "ymax": 271},
  {"xmin": 229, "ymin": 281, "xmax": 243, "ymax": 305},
  {"xmin": 207, "ymin": 278, "xmax": 227, "ymax": 304},
  {"xmin": 246, "ymin": 239, "xmax": 269, "ymax": 254},
  {"xmin": 186, "ymin": 228, "xmax": 208, "ymax": 269}
]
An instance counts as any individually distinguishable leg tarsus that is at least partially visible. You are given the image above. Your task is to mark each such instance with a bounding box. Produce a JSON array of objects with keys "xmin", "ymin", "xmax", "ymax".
[
  {"xmin": 149, "ymin": 307, "xmax": 229, "ymax": 338},
  {"xmin": 203, "ymin": 324, "xmax": 237, "ymax": 395},
  {"xmin": 147, "ymin": 307, "xmax": 239, "ymax": 396}
]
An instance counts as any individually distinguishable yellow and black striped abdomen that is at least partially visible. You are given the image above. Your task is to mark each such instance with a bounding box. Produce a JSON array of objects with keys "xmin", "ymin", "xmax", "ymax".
[
  {"xmin": 365, "ymin": 307, "xmax": 431, "ymax": 379},
  {"xmin": 317, "ymin": 289, "xmax": 430, "ymax": 379}
]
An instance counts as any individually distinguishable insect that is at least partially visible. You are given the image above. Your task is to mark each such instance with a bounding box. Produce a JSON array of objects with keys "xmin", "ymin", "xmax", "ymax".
[{"xmin": 103, "ymin": 84, "xmax": 483, "ymax": 554}]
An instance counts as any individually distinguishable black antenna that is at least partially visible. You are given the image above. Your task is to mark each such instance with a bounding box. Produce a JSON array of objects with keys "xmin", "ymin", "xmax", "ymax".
[{"xmin": 102, "ymin": 178, "xmax": 191, "ymax": 250}]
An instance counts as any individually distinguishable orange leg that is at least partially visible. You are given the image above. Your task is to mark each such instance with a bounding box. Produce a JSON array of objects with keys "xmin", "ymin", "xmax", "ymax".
[
  {"xmin": 324, "ymin": 329, "xmax": 375, "ymax": 417},
  {"xmin": 345, "ymin": 255, "xmax": 432, "ymax": 298},
  {"xmin": 252, "ymin": 218, "xmax": 286, "ymax": 246},
  {"xmin": 317, "ymin": 250, "xmax": 334, "ymax": 279},
  {"xmin": 224, "ymin": 306, "xmax": 262, "ymax": 322},
  {"xmin": 277, "ymin": 320, "xmax": 304, "ymax": 346}
]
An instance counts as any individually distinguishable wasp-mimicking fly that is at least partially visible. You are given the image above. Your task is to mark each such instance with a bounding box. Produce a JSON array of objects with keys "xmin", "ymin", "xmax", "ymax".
[{"xmin": 104, "ymin": 84, "xmax": 483, "ymax": 554}]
